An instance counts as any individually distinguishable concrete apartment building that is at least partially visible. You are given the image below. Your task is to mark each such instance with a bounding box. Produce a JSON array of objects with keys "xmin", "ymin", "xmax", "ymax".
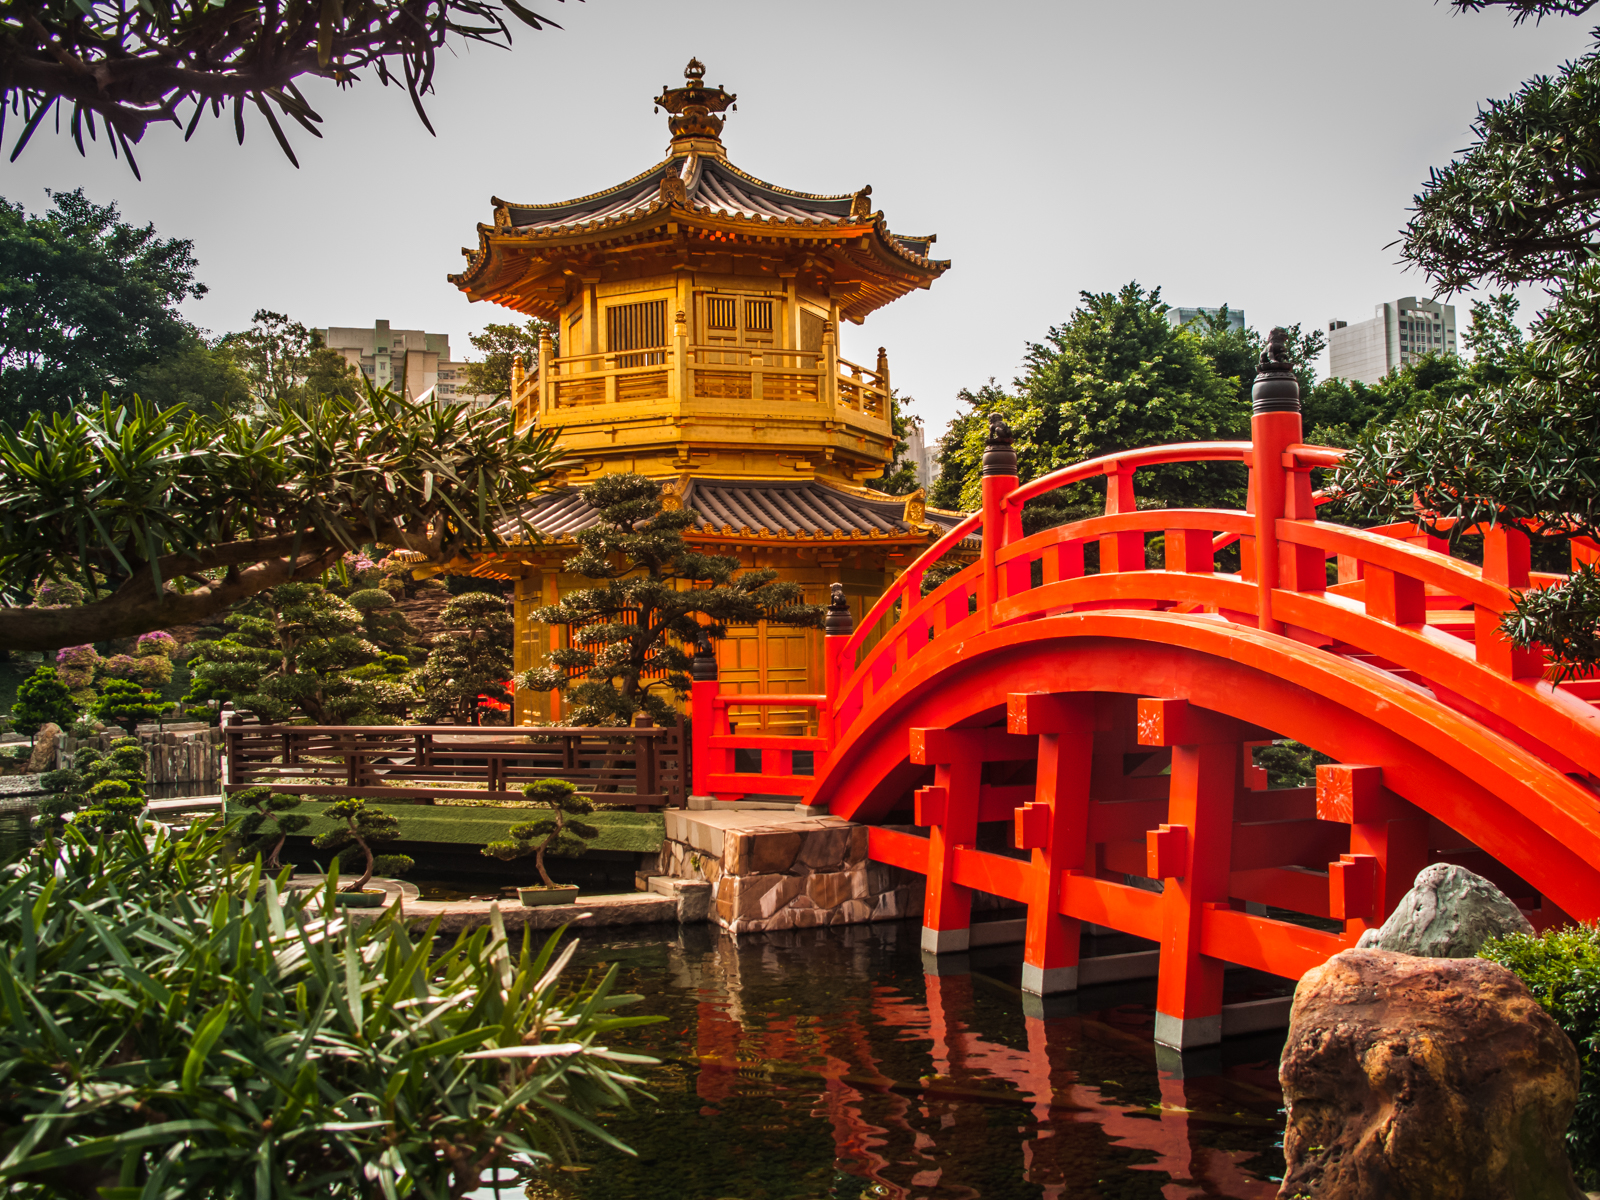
[
  {"xmin": 1326, "ymin": 297, "xmax": 1457, "ymax": 385},
  {"xmin": 1166, "ymin": 306, "xmax": 1245, "ymax": 335},
  {"xmin": 317, "ymin": 321, "xmax": 493, "ymax": 405}
]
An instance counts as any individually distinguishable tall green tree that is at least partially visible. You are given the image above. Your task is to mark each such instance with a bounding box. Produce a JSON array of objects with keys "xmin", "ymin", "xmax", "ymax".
[
  {"xmin": 185, "ymin": 583, "xmax": 412, "ymax": 724},
  {"xmin": 0, "ymin": 384, "xmax": 560, "ymax": 651},
  {"xmin": 520, "ymin": 473, "xmax": 823, "ymax": 726},
  {"xmin": 412, "ymin": 592, "xmax": 515, "ymax": 724},
  {"xmin": 219, "ymin": 310, "xmax": 359, "ymax": 406},
  {"xmin": 931, "ymin": 285, "xmax": 1251, "ymax": 528},
  {"xmin": 0, "ymin": 189, "xmax": 204, "ymax": 422},
  {"xmin": 459, "ymin": 320, "xmax": 558, "ymax": 402},
  {"xmin": 1332, "ymin": 2, "xmax": 1600, "ymax": 675},
  {"xmin": 126, "ymin": 334, "xmax": 254, "ymax": 415}
]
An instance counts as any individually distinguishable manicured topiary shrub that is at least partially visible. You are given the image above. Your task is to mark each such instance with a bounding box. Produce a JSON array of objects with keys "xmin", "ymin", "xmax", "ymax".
[{"xmin": 1481, "ymin": 924, "xmax": 1600, "ymax": 1189}]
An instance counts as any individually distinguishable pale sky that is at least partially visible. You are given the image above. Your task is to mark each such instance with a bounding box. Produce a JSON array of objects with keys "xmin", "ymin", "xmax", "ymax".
[{"xmin": 1, "ymin": 0, "xmax": 1588, "ymax": 438}]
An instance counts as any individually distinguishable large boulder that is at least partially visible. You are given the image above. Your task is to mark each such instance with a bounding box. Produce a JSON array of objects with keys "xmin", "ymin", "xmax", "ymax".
[
  {"xmin": 1279, "ymin": 948, "xmax": 1582, "ymax": 1199},
  {"xmin": 1357, "ymin": 862, "xmax": 1533, "ymax": 958},
  {"xmin": 25, "ymin": 722, "xmax": 60, "ymax": 775}
]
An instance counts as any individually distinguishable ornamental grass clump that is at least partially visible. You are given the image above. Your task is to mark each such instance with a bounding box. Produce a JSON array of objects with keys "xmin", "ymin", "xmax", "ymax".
[
  {"xmin": 0, "ymin": 821, "xmax": 659, "ymax": 1198},
  {"xmin": 482, "ymin": 780, "xmax": 599, "ymax": 888},
  {"xmin": 1481, "ymin": 923, "xmax": 1600, "ymax": 1190}
]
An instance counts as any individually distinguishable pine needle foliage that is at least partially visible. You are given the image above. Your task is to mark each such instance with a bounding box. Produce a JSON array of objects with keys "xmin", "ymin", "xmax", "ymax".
[
  {"xmin": 481, "ymin": 779, "xmax": 599, "ymax": 888},
  {"xmin": 413, "ymin": 592, "xmax": 513, "ymax": 725},
  {"xmin": 519, "ymin": 474, "xmax": 823, "ymax": 726},
  {"xmin": 313, "ymin": 797, "xmax": 413, "ymax": 893},
  {"xmin": 229, "ymin": 785, "xmax": 309, "ymax": 870},
  {"xmin": 0, "ymin": 821, "xmax": 660, "ymax": 1198}
]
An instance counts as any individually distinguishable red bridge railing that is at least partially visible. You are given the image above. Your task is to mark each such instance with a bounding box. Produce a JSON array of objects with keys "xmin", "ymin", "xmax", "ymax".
[{"xmin": 692, "ymin": 426, "xmax": 1588, "ymax": 802}]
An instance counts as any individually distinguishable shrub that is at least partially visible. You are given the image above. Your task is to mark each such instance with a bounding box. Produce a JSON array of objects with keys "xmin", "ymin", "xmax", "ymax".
[
  {"xmin": 54, "ymin": 644, "xmax": 98, "ymax": 691},
  {"xmin": 12, "ymin": 666, "xmax": 77, "ymax": 738},
  {"xmin": 313, "ymin": 797, "xmax": 414, "ymax": 892},
  {"xmin": 92, "ymin": 676, "xmax": 165, "ymax": 731},
  {"xmin": 229, "ymin": 786, "xmax": 309, "ymax": 870},
  {"xmin": 482, "ymin": 779, "xmax": 600, "ymax": 888},
  {"xmin": 1481, "ymin": 924, "xmax": 1600, "ymax": 1189},
  {"xmin": 136, "ymin": 630, "xmax": 179, "ymax": 659},
  {"xmin": 37, "ymin": 736, "xmax": 148, "ymax": 836},
  {"xmin": 0, "ymin": 822, "xmax": 658, "ymax": 1196},
  {"xmin": 102, "ymin": 651, "xmax": 173, "ymax": 688}
]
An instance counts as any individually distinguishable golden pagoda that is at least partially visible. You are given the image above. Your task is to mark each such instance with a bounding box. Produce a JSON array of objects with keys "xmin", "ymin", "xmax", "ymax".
[{"xmin": 445, "ymin": 59, "xmax": 958, "ymax": 726}]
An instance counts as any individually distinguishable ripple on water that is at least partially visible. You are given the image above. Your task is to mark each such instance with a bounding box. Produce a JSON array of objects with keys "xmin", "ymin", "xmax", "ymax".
[{"xmin": 468, "ymin": 923, "xmax": 1288, "ymax": 1200}]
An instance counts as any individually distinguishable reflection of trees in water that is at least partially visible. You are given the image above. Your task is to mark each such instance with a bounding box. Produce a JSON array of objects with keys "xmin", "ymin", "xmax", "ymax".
[{"xmin": 555, "ymin": 926, "xmax": 1283, "ymax": 1200}]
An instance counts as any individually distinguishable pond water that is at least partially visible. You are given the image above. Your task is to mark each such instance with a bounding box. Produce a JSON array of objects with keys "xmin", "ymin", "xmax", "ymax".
[{"xmin": 476, "ymin": 922, "xmax": 1288, "ymax": 1200}]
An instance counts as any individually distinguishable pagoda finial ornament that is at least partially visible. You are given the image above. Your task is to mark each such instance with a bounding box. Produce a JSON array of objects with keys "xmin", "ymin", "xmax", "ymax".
[{"xmin": 654, "ymin": 58, "xmax": 737, "ymax": 152}]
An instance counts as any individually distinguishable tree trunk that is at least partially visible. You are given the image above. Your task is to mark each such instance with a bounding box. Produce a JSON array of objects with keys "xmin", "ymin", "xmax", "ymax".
[
  {"xmin": 347, "ymin": 837, "xmax": 374, "ymax": 892},
  {"xmin": 266, "ymin": 833, "xmax": 286, "ymax": 871},
  {"xmin": 535, "ymin": 839, "xmax": 555, "ymax": 888}
]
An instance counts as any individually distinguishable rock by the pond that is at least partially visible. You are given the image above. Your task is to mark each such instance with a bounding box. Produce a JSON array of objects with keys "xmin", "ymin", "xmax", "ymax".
[
  {"xmin": 1279, "ymin": 948, "xmax": 1582, "ymax": 1200},
  {"xmin": 1356, "ymin": 862, "xmax": 1533, "ymax": 958},
  {"xmin": 24, "ymin": 723, "xmax": 60, "ymax": 775}
]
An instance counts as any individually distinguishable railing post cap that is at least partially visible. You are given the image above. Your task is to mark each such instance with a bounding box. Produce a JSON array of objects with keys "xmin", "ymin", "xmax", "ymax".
[
  {"xmin": 691, "ymin": 632, "xmax": 719, "ymax": 681},
  {"xmin": 1252, "ymin": 327, "xmax": 1301, "ymax": 414},
  {"xmin": 825, "ymin": 582, "xmax": 855, "ymax": 635},
  {"xmin": 980, "ymin": 413, "xmax": 1018, "ymax": 477}
]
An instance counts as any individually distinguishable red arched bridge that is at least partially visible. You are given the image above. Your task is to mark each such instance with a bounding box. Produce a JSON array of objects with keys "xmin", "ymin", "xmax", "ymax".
[{"xmin": 690, "ymin": 357, "xmax": 1600, "ymax": 1050}]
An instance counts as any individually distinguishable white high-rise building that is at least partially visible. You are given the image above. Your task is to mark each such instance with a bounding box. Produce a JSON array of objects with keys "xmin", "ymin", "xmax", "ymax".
[{"xmin": 1326, "ymin": 297, "xmax": 1457, "ymax": 385}]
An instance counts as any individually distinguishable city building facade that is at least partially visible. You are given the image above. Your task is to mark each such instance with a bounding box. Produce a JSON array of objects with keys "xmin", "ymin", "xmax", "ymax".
[
  {"xmin": 1326, "ymin": 297, "xmax": 1457, "ymax": 384},
  {"xmin": 318, "ymin": 321, "xmax": 494, "ymax": 405},
  {"xmin": 1166, "ymin": 306, "xmax": 1245, "ymax": 335}
]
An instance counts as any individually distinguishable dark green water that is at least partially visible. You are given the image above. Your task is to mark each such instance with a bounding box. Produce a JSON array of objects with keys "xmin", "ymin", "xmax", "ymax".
[{"xmin": 479, "ymin": 923, "xmax": 1287, "ymax": 1200}]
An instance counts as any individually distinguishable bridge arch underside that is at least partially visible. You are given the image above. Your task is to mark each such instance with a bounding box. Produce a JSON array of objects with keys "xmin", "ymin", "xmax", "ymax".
[{"xmin": 812, "ymin": 614, "xmax": 1600, "ymax": 1048}]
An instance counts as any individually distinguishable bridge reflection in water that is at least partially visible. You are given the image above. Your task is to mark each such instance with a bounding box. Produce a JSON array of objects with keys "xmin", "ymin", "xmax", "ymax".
[{"xmin": 513, "ymin": 923, "xmax": 1285, "ymax": 1200}]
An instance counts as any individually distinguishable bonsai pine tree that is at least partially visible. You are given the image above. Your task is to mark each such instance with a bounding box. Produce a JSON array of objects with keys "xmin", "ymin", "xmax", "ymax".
[
  {"xmin": 520, "ymin": 474, "xmax": 823, "ymax": 726},
  {"xmin": 92, "ymin": 677, "xmax": 165, "ymax": 732},
  {"xmin": 413, "ymin": 591, "xmax": 514, "ymax": 724},
  {"xmin": 12, "ymin": 666, "xmax": 78, "ymax": 740},
  {"xmin": 313, "ymin": 797, "xmax": 414, "ymax": 893},
  {"xmin": 38, "ymin": 737, "xmax": 147, "ymax": 836},
  {"xmin": 481, "ymin": 780, "xmax": 599, "ymax": 888},
  {"xmin": 230, "ymin": 787, "xmax": 310, "ymax": 869},
  {"xmin": 184, "ymin": 583, "xmax": 413, "ymax": 724}
]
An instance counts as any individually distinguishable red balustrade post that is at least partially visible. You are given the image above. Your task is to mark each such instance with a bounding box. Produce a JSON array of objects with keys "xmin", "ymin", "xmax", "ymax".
[
  {"xmin": 1479, "ymin": 524, "xmax": 1543, "ymax": 678},
  {"xmin": 1250, "ymin": 329, "xmax": 1305, "ymax": 633},
  {"xmin": 821, "ymin": 583, "xmax": 854, "ymax": 749},
  {"xmin": 689, "ymin": 634, "xmax": 721, "ymax": 800},
  {"xmin": 980, "ymin": 415, "xmax": 1021, "ymax": 623},
  {"xmin": 1101, "ymin": 467, "xmax": 1144, "ymax": 573}
]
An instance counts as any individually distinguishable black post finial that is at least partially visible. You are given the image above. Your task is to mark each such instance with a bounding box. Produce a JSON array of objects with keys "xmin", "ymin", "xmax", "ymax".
[
  {"xmin": 980, "ymin": 412, "xmax": 1017, "ymax": 476},
  {"xmin": 691, "ymin": 632, "xmax": 718, "ymax": 681},
  {"xmin": 825, "ymin": 582, "xmax": 854, "ymax": 635},
  {"xmin": 1251, "ymin": 327, "xmax": 1301, "ymax": 414}
]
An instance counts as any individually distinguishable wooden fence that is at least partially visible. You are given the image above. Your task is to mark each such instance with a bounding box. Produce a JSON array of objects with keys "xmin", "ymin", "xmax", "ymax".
[{"xmin": 222, "ymin": 718, "xmax": 685, "ymax": 810}]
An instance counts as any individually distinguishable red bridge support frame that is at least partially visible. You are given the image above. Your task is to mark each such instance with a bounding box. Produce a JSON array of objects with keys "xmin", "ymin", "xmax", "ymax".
[{"xmin": 691, "ymin": 338, "xmax": 1600, "ymax": 1049}]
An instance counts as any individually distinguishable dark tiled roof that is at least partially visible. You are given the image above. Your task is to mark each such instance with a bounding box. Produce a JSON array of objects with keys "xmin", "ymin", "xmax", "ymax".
[
  {"xmin": 507, "ymin": 478, "xmax": 961, "ymax": 540},
  {"xmin": 503, "ymin": 155, "xmax": 855, "ymax": 232}
]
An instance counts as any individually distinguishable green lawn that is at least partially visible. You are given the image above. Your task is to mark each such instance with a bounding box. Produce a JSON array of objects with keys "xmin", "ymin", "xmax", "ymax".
[{"xmin": 231, "ymin": 799, "xmax": 664, "ymax": 854}]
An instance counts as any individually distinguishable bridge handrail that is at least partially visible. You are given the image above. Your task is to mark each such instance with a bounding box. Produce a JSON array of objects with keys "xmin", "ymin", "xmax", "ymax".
[
  {"xmin": 840, "ymin": 509, "xmax": 982, "ymax": 663},
  {"xmin": 1002, "ymin": 441, "xmax": 1254, "ymax": 511},
  {"xmin": 1276, "ymin": 519, "xmax": 1513, "ymax": 610},
  {"xmin": 994, "ymin": 508, "xmax": 1258, "ymax": 568}
]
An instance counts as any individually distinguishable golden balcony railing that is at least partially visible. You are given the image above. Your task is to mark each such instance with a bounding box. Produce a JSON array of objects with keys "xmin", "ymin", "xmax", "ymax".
[{"xmin": 509, "ymin": 342, "xmax": 891, "ymax": 428}]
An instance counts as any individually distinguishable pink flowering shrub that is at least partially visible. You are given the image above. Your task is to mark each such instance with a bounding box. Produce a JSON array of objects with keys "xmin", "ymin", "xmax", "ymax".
[
  {"xmin": 55, "ymin": 645, "xmax": 99, "ymax": 691},
  {"xmin": 136, "ymin": 631, "xmax": 179, "ymax": 659},
  {"xmin": 34, "ymin": 580, "xmax": 86, "ymax": 608},
  {"xmin": 103, "ymin": 653, "xmax": 173, "ymax": 689}
]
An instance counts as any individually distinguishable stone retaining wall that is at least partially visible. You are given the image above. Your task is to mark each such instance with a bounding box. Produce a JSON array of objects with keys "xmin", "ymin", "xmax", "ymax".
[{"xmin": 661, "ymin": 811, "xmax": 925, "ymax": 934}]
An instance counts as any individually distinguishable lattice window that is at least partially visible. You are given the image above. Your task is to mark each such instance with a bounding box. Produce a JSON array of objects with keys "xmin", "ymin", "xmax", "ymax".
[
  {"xmin": 706, "ymin": 296, "xmax": 737, "ymax": 331},
  {"xmin": 607, "ymin": 299, "xmax": 667, "ymax": 367},
  {"xmin": 745, "ymin": 299, "xmax": 773, "ymax": 334}
]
